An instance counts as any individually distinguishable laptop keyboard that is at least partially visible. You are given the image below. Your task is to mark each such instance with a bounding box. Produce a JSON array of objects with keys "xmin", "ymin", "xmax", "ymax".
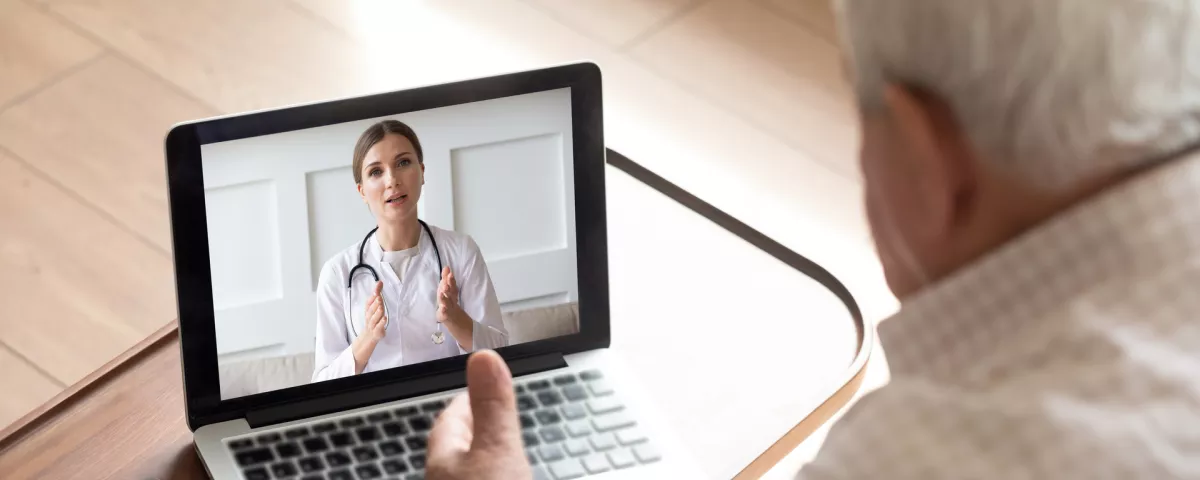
[{"xmin": 225, "ymin": 369, "xmax": 660, "ymax": 479}]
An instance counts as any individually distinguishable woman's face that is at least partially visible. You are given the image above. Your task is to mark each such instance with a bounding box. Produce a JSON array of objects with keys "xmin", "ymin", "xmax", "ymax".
[{"xmin": 358, "ymin": 133, "xmax": 424, "ymax": 224}]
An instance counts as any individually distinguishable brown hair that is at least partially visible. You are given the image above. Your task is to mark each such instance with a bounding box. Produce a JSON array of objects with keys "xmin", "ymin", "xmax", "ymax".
[{"xmin": 351, "ymin": 120, "xmax": 424, "ymax": 184}]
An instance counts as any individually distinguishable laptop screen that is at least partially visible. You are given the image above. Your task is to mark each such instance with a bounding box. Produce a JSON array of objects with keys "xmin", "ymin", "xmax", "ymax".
[{"xmin": 201, "ymin": 88, "xmax": 579, "ymax": 400}]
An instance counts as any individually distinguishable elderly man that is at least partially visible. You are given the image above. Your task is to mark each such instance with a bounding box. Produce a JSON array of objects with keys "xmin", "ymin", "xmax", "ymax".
[
  {"xmin": 423, "ymin": 0, "xmax": 1200, "ymax": 478},
  {"xmin": 796, "ymin": 0, "xmax": 1200, "ymax": 477}
]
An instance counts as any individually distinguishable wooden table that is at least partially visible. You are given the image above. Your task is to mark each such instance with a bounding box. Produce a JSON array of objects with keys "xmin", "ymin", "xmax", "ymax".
[
  {"xmin": 0, "ymin": 320, "xmax": 867, "ymax": 480},
  {"xmin": 0, "ymin": 323, "xmax": 206, "ymax": 480},
  {"xmin": 0, "ymin": 155, "xmax": 871, "ymax": 479}
]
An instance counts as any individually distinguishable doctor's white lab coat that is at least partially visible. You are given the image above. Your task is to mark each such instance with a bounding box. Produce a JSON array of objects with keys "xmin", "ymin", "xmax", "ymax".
[{"xmin": 311, "ymin": 223, "xmax": 508, "ymax": 381}]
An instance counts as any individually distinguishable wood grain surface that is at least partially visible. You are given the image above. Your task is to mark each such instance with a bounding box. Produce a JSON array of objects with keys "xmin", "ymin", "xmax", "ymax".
[
  {"xmin": 0, "ymin": 322, "xmax": 205, "ymax": 480},
  {"xmin": 0, "ymin": 319, "xmax": 869, "ymax": 480}
]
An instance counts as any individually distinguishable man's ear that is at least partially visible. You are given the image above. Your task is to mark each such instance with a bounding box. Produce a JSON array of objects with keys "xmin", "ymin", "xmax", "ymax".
[{"xmin": 882, "ymin": 84, "xmax": 973, "ymax": 239}]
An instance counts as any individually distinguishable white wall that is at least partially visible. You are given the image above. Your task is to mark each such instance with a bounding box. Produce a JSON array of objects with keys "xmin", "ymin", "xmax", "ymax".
[{"xmin": 201, "ymin": 88, "xmax": 577, "ymax": 364}]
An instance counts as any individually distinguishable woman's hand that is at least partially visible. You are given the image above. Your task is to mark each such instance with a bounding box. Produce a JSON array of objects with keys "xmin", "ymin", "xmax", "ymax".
[
  {"xmin": 437, "ymin": 267, "xmax": 473, "ymax": 348},
  {"xmin": 352, "ymin": 281, "xmax": 388, "ymax": 373}
]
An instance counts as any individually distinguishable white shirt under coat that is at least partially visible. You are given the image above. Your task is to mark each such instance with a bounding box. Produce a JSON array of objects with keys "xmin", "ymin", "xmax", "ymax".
[{"xmin": 312, "ymin": 223, "xmax": 508, "ymax": 381}]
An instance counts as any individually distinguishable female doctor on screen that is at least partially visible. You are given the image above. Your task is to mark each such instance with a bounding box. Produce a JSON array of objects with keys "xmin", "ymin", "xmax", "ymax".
[{"xmin": 312, "ymin": 120, "xmax": 509, "ymax": 381}]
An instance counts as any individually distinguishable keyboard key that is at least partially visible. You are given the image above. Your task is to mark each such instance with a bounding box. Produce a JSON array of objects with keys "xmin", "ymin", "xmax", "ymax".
[
  {"xmin": 300, "ymin": 476, "xmax": 323, "ymax": 480},
  {"xmin": 228, "ymin": 438, "xmax": 254, "ymax": 450},
  {"xmin": 243, "ymin": 467, "xmax": 269, "ymax": 480},
  {"xmin": 580, "ymin": 370, "xmax": 603, "ymax": 381},
  {"xmin": 634, "ymin": 444, "xmax": 662, "ymax": 463},
  {"xmin": 405, "ymin": 474, "xmax": 424, "ymax": 480},
  {"xmin": 523, "ymin": 432, "xmax": 541, "ymax": 447},
  {"xmin": 298, "ymin": 456, "xmax": 325, "ymax": 473},
  {"xmin": 356, "ymin": 426, "xmax": 381, "ymax": 443},
  {"xmin": 271, "ymin": 461, "xmax": 298, "ymax": 478},
  {"xmin": 325, "ymin": 451, "xmax": 352, "ymax": 468},
  {"xmin": 339, "ymin": 417, "xmax": 365, "ymax": 429},
  {"xmin": 421, "ymin": 400, "xmax": 446, "ymax": 413},
  {"xmin": 616, "ymin": 429, "xmax": 648, "ymax": 446},
  {"xmin": 409, "ymin": 415, "xmax": 433, "ymax": 432},
  {"xmin": 367, "ymin": 411, "xmax": 392, "ymax": 423},
  {"xmin": 592, "ymin": 412, "xmax": 635, "ymax": 432},
  {"xmin": 562, "ymin": 385, "xmax": 588, "ymax": 402},
  {"xmin": 528, "ymin": 379, "xmax": 551, "ymax": 391},
  {"xmin": 394, "ymin": 406, "xmax": 419, "ymax": 417},
  {"xmin": 327, "ymin": 469, "xmax": 353, "ymax": 480},
  {"xmin": 588, "ymin": 381, "xmax": 614, "ymax": 397},
  {"xmin": 563, "ymin": 439, "xmax": 590, "ymax": 457},
  {"xmin": 378, "ymin": 440, "xmax": 405, "ymax": 457},
  {"xmin": 589, "ymin": 433, "xmax": 616, "ymax": 451},
  {"xmin": 352, "ymin": 444, "xmax": 379, "ymax": 463},
  {"xmin": 382, "ymin": 458, "xmax": 409, "ymax": 475},
  {"xmin": 582, "ymin": 454, "xmax": 611, "ymax": 474},
  {"xmin": 382, "ymin": 421, "xmax": 409, "ymax": 437},
  {"xmin": 355, "ymin": 463, "xmax": 383, "ymax": 479},
  {"xmin": 520, "ymin": 413, "xmax": 536, "ymax": 429},
  {"xmin": 235, "ymin": 447, "xmax": 275, "ymax": 466},
  {"xmin": 410, "ymin": 452, "xmax": 426, "ymax": 469},
  {"xmin": 532, "ymin": 465, "xmax": 551, "ymax": 480},
  {"xmin": 561, "ymin": 403, "xmax": 587, "ymax": 420},
  {"xmin": 565, "ymin": 421, "xmax": 591, "ymax": 438},
  {"xmin": 535, "ymin": 409, "xmax": 562, "ymax": 426},
  {"xmin": 608, "ymin": 449, "xmax": 636, "ymax": 469},
  {"xmin": 517, "ymin": 395, "xmax": 537, "ymax": 412},
  {"xmin": 528, "ymin": 450, "xmax": 540, "ymax": 465},
  {"xmin": 553, "ymin": 374, "xmax": 577, "ymax": 386},
  {"xmin": 276, "ymin": 442, "xmax": 302, "ymax": 459},
  {"xmin": 587, "ymin": 397, "xmax": 624, "ymax": 415},
  {"xmin": 547, "ymin": 458, "xmax": 586, "ymax": 480},
  {"xmin": 405, "ymin": 435, "xmax": 428, "ymax": 451},
  {"xmin": 256, "ymin": 432, "xmax": 282, "ymax": 445},
  {"xmin": 539, "ymin": 426, "xmax": 566, "ymax": 444},
  {"xmin": 312, "ymin": 422, "xmax": 336, "ymax": 434},
  {"xmin": 285, "ymin": 427, "xmax": 310, "ymax": 439},
  {"xmin": 329, "ymin": 431, "xmax": 354, "ymax": 448},
  {"xmin": 302, "ymin": 437, "xmax": 329, "ymax": 454},
  {"xmin": 538, "ymin": 444, "xmax": 565, "ymax": 462},
  {"xmin": 515, "ymin": 384, "xmax": 527, "ymax": 394},
  {"xmin": 537, "ymin": 391, "xmax": 564, "ymax": 407}
]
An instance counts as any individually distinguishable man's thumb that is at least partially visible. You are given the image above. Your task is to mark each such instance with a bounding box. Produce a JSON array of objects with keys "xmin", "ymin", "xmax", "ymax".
[{"xmin": 466, "ymin": 350, "xmax": 521, "ymax": 450}]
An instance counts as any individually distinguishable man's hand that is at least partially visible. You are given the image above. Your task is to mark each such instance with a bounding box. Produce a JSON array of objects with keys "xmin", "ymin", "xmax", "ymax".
[{"xmin": 426, "ymin": 350, "xmax": 530, "ymax": 480}]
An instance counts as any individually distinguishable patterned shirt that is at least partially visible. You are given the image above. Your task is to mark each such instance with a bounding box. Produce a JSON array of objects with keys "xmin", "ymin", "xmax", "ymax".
[{"xmin": 796, "ymin": 152, "xmax": 1200, "ymax": 479}]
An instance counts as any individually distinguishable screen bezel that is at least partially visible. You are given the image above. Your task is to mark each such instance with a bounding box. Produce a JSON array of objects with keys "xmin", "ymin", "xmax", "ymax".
[{"xmin": 165, "ymin": 62, "xmax": 608, "ymax": 430}]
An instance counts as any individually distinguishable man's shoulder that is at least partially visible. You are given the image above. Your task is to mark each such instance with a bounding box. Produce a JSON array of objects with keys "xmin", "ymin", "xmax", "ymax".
[{"xmin": 796, "ymin": 368, "xmax": 1168, "ymax": 479}]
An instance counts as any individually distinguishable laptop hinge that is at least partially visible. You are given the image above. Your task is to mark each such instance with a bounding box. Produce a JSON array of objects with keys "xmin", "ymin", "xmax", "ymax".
[{"xmin": 245, "ymin": 352, "xmax": 568, "ymax": 429}]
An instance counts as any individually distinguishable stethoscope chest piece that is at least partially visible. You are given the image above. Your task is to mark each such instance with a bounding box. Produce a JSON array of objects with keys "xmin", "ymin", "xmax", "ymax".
[{"xmin": 346, "ymin": 220, "xmax": 446, "ymax": 345}]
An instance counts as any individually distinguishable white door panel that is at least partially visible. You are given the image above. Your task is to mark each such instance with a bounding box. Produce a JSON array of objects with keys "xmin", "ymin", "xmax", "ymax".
[{"xmin": 202, "ymin": 88, "xmax": 576, "ymax": 363}]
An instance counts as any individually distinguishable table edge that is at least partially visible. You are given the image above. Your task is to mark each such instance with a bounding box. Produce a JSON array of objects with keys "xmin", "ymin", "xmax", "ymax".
[
  {"xmin": 0, "ymin": 320, "xmax": 180, "ymax": 451},
  {"xmin": 606, "ymin": 149, "xmax": 874, "ymax": 478},
  {"xmin": 732, "ymin": 338, "xmax": 874, "ymax": 479}
]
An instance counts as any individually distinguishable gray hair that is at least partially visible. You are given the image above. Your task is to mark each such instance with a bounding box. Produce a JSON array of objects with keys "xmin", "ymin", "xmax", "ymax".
[{"xmin": 833, "ymin": 0, "xmax": 1200, "ymax": 189}]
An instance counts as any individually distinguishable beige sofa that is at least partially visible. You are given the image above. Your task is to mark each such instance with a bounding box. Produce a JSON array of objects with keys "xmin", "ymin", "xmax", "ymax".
[{"xmin": 218, "ymin": 302, "xmax": 580, "ymax": 399}]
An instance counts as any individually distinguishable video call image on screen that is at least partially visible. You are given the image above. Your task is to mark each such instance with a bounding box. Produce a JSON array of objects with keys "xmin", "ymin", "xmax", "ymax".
[{"xmin": 202, "ymin": 89, "xmax": 580, "ymax": 400}]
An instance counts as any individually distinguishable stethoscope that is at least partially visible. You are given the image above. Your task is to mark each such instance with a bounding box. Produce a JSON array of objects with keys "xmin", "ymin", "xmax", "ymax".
[{"xmin": 345, "ymin": 219, "xmax": 446, "ymax": 345}]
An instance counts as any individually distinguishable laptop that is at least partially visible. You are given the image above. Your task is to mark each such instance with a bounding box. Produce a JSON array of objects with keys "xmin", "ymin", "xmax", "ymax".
[{"xmin": 165, "ymin": 62, "xmax": 702, "ymax": 479}]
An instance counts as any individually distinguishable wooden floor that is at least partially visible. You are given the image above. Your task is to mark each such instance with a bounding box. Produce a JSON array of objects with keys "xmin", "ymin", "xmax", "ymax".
[{"xmin": 0, "ymin": 0, "xmax": 896, "ymax": 471}]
